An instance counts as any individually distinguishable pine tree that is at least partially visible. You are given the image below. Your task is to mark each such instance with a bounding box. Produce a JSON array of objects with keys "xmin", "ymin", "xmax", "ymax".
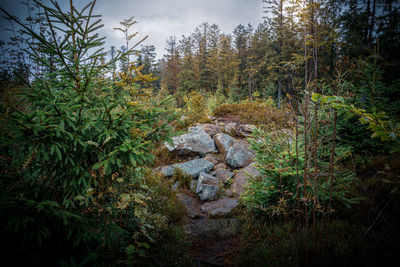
[{"xmin": 164, "ymin": 36, "xmax": 180, "ymax": 95}]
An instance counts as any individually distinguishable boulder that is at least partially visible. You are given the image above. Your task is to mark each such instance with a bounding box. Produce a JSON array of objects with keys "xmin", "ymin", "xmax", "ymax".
[
  {"xmin": 226, "ymin": 142, "xmax": 255, "ymax": 168},
  {"xmin": 201, "ymin": 198, "xmax": 239, "ymax": 216},
  {"xmin": 184, "ymin": 218, "xmax": 240, "ymax": 239},
  {"xmin": 231, "ymin": 163, "xmax": 261, "ymax": 196},
  {"xmin": 177, "ymin": 193, "xmax": 204, "ymax": 219},
  {"xmin": 161, "ymin": 158, "xmax": 214, "ymax": 178},
  {"xmin": 196, "ymin": 172, "xmax": 220, "ymax": 201},
  {"xmin": 214, "ymin": 133, "xmax": 234, "ymax": 155},
  {"xmin": 165, "ymin": 126, "xmax": 217, "ymax": 156},
  {"xmin": 214, "ymin": 169, "xmax": 234, "ymax": 183}
]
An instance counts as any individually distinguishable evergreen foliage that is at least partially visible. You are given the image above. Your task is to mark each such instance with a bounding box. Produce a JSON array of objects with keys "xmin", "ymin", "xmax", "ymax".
[{"xmin": 0, "ymin": 1, "xmax": 182, "ymax": 265}]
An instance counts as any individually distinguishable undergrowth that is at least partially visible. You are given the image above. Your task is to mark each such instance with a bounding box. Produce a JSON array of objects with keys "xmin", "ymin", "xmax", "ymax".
[{"xmin": 212, "ymin": 102, "xmax": 292, "ymax": 128}]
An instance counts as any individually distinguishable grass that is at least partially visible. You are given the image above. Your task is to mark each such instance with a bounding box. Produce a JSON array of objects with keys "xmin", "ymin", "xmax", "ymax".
[{"xmin": 212, "ymin": 102, "xmax": 292, "ymax": 129}]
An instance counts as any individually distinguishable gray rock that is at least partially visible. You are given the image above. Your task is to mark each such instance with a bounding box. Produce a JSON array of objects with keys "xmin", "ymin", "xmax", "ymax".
[
  {"xmin": 215, "ymin": 169, "xmax": 234, "ymax": 183},
  {"xmin": 214, "ymin": 133, "xmax": 234, "ymax": 155},
  {"xmin": 177, "ymin": 193, "xmax": 204, "ymax": 219},
  {"xmin": 184, "ymin": 218, "xmax": 240, "ymax": 239},
  {"xmin": 201, "ymin": 198, "xmax": 239, "ymax": 216},
  {"xmin": 226, "ymin": 142, "xmax": 255, "ymax": 168},
  {"xmin": 161, "ymin": 158, "xmax": 214, "ymax": 178},
  {"xmin": 196, "ymin": 172, "xmax": 220, "ymax": 201},
  {"xmin": 165, "ymin": 126, "xmax": 217, "ymax": 156},
  {"xmin": 231, "ymin": 162, "xmax": 261, "ymax": 196}
]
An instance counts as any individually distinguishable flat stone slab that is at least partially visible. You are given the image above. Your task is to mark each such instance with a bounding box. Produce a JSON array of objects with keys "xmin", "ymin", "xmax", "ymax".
[
  {"xmin": 161, "ymin": 158, "xmax": 214, "ymax": 178},
  {"xmin": 201, "ymin": 198, "xmax": 239, "ymax": 216},
  {"xmin": 165, "ymin": 126, "xmax": 217, "ymax": 156}
]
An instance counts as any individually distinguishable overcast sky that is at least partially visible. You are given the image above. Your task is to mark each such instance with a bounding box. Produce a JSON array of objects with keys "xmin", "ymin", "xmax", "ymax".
[{"xmin": 0, "ymin": 0, "xmax": 265, "ymax": 58}]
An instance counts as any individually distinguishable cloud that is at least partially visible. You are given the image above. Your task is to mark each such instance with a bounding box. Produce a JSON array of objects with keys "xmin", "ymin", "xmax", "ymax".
[
  {"xmin": 95, "ymin": 0, "xmax": 264, "ymax": 58},
  {"xmin": 0, "ymin": 0, "xmax": 264, "ymax": 59}
]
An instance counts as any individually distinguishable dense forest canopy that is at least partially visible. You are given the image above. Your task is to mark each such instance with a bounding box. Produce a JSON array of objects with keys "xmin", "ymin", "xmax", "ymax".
[{"xmin": 0, "ymin": 0, "xmax": 399, "ymax": 266}]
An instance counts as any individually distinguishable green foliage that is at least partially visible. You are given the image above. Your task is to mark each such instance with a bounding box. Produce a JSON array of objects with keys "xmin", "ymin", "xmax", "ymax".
[
  {"xmin": 312, "ymin": 92, "xmax": 400, "ymax": 151},
  {"xmin": 174, "ymin": 91, "xmax": 211, "ymax": 130},
  {"xmin": 243, "ymin": 107, "xmax": 360, "ymax": 218},
  {"xmin": 0, "ymin": 1, "xmax": 180, "ymax": 265},
  {"xmin": 206, "ymin": 87, "xmax": 229, "ymax": 112}
]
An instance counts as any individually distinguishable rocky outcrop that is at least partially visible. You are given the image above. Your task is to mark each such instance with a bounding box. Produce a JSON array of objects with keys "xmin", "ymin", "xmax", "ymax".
[
  {"xmin": 226, "ymin": 142, "xmax": 254, "ymax": 168},
  {"xmin": 160, "ymin": 121, "xmax": 265, "ymax": 264},
  {"xmin": 214, "ymin": 133, "xmax": 233, "ymax": 155},
  {"xmin": 201, "ymin": 198, "xmax": 239, "ymax": 216},
  {"xmin": 196, "ymin": 172, "xmax": 220, "ymax": 201},
  {"xmin": 161, "ymin": 158, "xmax": 214, "ymax": 178},
  {"xmin": 157, "ymin": 121, "xmax": 265, "ymax": 255},
  {"xmin": 231, "ymin": 162, "xmax": 261, "ymax": 196},
  {"xmin": 165, "ymin": 126, "xmax": 217, "ymax": 156}
]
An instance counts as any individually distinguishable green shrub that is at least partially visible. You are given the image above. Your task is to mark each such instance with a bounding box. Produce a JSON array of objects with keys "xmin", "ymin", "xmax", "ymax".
[
  {"xmin": 243, "ymin": 110, "xmax": 360, "ymax": 218},
  {"xmin": 0, "ymin": 1, "xmax": 179, "ymax": 265}
]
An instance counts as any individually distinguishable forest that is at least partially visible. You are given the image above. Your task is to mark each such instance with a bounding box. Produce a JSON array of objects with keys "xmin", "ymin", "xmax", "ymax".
[{"xmin": 0, "ymin": 0, "xmax": 399, "ymax": 266}]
